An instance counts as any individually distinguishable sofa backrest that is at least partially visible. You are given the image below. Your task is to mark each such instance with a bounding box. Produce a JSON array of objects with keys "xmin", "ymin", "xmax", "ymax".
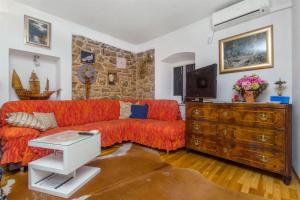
[
  {"xmin": 1, "ymin": 100, "xmax": 120, "ymax": 127},
  {"xmin": 1, "ymin": 99, "xmax": 181, "ymax": 127},
  {"xmin": 138, "ymin": 100, "xmax": 181, "ymax": 121}
]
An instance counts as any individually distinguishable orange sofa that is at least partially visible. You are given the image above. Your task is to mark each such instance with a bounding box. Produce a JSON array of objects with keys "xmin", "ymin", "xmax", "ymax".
[{"xmin": 0, "ymin": 99, "xmax": 185, "ymax": 166}]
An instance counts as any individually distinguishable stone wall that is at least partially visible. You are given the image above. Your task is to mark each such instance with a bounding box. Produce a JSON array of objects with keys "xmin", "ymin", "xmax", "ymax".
[
  {"xmin": 136, "ymin": 49, "xmax": 155, "ymax": 99},
  {"xmin": 72, "ymin": 35, "xmax": 154, "ymax": 100}
]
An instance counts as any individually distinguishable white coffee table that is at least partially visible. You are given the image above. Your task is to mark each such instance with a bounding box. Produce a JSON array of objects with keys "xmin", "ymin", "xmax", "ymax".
[{"xmin": 28, "ymin": 130, "xmax": 101, "ymax": 198}]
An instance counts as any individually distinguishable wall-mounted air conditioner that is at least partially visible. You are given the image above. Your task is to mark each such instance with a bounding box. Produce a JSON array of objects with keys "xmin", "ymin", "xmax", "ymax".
[{"xmin": 212, "ymin": 0, "xmax": 270, "ymax": 31}]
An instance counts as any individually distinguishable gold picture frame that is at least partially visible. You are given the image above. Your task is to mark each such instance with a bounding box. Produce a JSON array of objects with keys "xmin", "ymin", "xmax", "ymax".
[
  {"xmin": 219, "ymin": 25, "xmax": 273, "ymax": 74},
  {"xmin": 24, "ymin": 15, "xmax": 51, "ymax": 49}
]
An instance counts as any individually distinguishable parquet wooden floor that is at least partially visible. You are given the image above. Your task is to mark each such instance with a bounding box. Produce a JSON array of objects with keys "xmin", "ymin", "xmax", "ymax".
[
  {"xmin": 5, "ymin": 144, "xmax": 300, "ymax": 200},
  {"xmin": 103, "ymin": 144, "xmax": 300, "ymax": 200}
]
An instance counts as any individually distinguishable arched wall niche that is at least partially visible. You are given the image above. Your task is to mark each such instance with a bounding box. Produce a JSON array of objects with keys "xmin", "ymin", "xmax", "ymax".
[
  {"xmin": 161, "ymin": 52, "xmax": 196, "ymax": 119},
  {"xmin": 161, "ymin": 52, "xmax": 195, "ymax": 65}
]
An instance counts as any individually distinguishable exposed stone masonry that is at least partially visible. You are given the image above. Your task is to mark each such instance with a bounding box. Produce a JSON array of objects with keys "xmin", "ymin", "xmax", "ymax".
[
  {"xmin": 136, "ymin": 49, "xmax": 155, "ymax": 99},
  {"xmin": 72, "ymin": 35, "xmax": 154, "ymax": 100}
]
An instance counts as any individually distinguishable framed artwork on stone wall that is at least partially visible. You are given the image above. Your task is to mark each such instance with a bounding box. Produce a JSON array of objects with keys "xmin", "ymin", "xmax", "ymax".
[
  {"xmin": 80, "ymin": 50, "xmax": 95, "ymax": 63},
  {"xmin": 24, "ymin": 15, "xmax": 51, "ymax": 49},
  {"xmin": 219, "ymin": 25, "xmax": 273, "ymax": 74},
  {"xmin": 108, "ymin": 71, "xmax": 118, "ymax": 86}
]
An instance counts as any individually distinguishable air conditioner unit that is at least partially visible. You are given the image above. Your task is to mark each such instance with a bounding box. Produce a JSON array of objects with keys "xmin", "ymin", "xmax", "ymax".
[{"xmin": 212, "ymin": 0, "xmax": 270, "ymax": 31}]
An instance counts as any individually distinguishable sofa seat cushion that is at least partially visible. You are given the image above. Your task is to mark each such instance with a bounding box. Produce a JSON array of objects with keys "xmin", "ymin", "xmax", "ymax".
[
  {"xmin": 82, "ymin": 120, "xmax": 127, "ymax": 147},
  {"xmin": 0, "ymin": 126, "xmax": 41, "ymax": 165},
  {"xmin": 123, "ymin": 119, "xmax": 185, "ymax": 151},
  {"xmin": 0, "ymin": 126, "xmax": 40, "ymax": 140}
]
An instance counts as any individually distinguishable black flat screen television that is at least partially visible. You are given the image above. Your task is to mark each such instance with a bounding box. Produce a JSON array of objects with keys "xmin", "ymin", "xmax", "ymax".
[{"xmin": 186, "ymin": 64, "xmax": 217, "ymax": 99}]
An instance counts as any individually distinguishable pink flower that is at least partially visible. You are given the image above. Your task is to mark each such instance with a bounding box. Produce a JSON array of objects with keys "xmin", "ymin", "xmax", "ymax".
[
  {"xmin": 233, "ymin": 74, "xmax": 268, "ymax": 93},
  {"xmin": 241, "ymin": 81, "xmax": 252, "ymax": 90}
]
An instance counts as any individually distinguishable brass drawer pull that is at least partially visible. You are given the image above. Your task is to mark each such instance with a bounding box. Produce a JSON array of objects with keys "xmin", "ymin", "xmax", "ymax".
[
  {"xmin": 257, "ymin": 113, "xmax": 269, "ymax": 121},
  {"xmin": 232, "ymin": 129, "xmax": 237, "ymax": 138},
  {"xmin": 222, "ymin": 111, "xmax": 229, "ymax": 117},
  {"xmin": 257, "ymin": 135, "xmax": 270, "ymax": 142},
  {"xmin": 193, "ymin": 124, "xmax": 200, "ymax": 131},
  {"xmin": 223, "ymin": 147, "xmax": 228, "ymax": 153},
  {"xmin": 223, "ymin": 129, "xmax": 227, "ymax": 136},
  {"xmin": 192, "ymin": 109, "xmax": 204, "ymax": 118},
  {"xmin": 192, "ymin": 109, "xmax": 201, "ymax": 115},
  {"xmin": 259, "ymin": 155, "xmax": 269, "ymax": 163},
  {"xmin": 194, "ymin": 139, "xmax": 201, "ymax": 146}
]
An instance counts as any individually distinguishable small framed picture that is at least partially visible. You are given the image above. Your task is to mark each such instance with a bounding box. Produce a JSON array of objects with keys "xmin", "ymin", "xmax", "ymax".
[
  {"xmin": 24, "ymin": 15, "xmax": 51, "ymax": 49},
  {"xmin": 108, "ymin": 71, "xmax": 118, "ymax": 86},
  {"xmin": 80, "ymin": 50, "xmax": 95, "ymax": 63}
]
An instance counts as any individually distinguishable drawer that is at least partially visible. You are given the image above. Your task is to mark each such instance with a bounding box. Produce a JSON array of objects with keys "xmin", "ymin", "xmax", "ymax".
[
  {"xmin": 217, "ymin": 125, "xmax": 285, "ymax": 149},
  {"xmin": 230, "ymin": 146, "xmax": 285, "ymax": 173},
  {"xmin": 188, "ymin": 134, "xmax": 220, "ymax": 155},
  {"xmin": 186, "ymin": 121, "xmax": 217, "ymax": 137},
  {"xmin": 186, "ymin": 106, "xmax": 218, "ymax": 121},
  {"xmin": 220, "ymin": 108, "xmax": 286, "ymax": 130}
]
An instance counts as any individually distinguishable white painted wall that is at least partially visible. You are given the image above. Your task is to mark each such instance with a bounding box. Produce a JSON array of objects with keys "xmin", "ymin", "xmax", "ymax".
[
  {"xmin": 292, "ymin": 0, "xmax": 300, "ymax": 177},
  {"xmin": 0, "ymin": 0, "xmax": 136, "ymax": 105},
  {"xmin": 138, "ymin": 5, "xmax": 293, "ymax": 103}
]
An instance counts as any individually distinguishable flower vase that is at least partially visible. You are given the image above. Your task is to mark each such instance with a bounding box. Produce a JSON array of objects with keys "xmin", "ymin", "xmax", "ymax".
[{"xmin": 244, "ymin": 91, "xmax": 256, "ymax": 103}]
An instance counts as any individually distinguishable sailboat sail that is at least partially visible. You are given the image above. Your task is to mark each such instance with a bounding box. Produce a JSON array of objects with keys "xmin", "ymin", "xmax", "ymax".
[{"xmin": 12, "ymin": 70, "xmax": 24, "ymax": 90}]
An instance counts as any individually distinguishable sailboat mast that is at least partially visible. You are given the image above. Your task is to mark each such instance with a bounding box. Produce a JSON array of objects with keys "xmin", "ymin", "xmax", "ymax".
[{"xmin": 45, "ymin": 78, "xmax": 49, "ymax": 91}]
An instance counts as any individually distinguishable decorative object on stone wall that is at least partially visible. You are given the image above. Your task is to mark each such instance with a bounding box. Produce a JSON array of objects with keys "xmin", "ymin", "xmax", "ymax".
[
  {"xmin": 233, "ymin": 74, "xmax": 268, "ymax": 103},
  {"xmin": 12, "ymin": 70, "xmax": 59, "ymax": 100},
  {"xmin": 116, "ymin": 57, "xmax": 127, "ymax": 69},
  {"xmin": 219, "ymin": 26, "xmax": 273, "ymax": 74},
  {"xmin": 80, "ymin": 50, "xmax": 95, "ymax": 63},
  {"xmin": 108, "ymin": 71, "xmax": 118, "ymax": 86},
  {"xmin": 137, "ymin": 53, "xmax": 154, "ymax": 79},
  {"xmin": 24, "ymin": 15, "xmax": 51, "ymax": 49},
  {"xmin": 275, "ymin": 79, "xmax": 286, "ymax": 96},
  {"xmin": 72, "ymin": 35, "xmax": 155, "ymax": 100},
  {"xmin": 77, "ymin": 64, "xmax": 97, "ymax": 99}
]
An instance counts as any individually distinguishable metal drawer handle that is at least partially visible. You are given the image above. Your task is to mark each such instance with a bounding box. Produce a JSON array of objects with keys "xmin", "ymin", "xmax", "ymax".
[
  {"xmin": 223, "ymin": 129, "xmax": 227, "ymax": 136},
  {"xmin": 192, "ymin": 109, "xmax": 203, "ymax": 116},
  {"xmin": 194, "ymin": 139, "xmax": 201, "ymax": 146},
  {"xmin": 193, "ymin": 124, "xmax": 200, "ymax": 131},
  {"xmin": 193, "ymin": 109, "xmax": 200, "ymax": 115},
  {"xmin": 257, "ymin": 135, "xmax": 270, "ymax": 142},
  {"xmin": 257, "ymin": 113, "xmax": 269, "ymax": 121},
  {"xmin": 259, "ymin": 155, "xmax": 269, "ymax": 163},
  {"xmin": 222, "ymin": 111, "xmax": 228, "ymax": 117},
  {"xmin": 223, "ymin": 147, "xmax": 228, "ymax": 153}
]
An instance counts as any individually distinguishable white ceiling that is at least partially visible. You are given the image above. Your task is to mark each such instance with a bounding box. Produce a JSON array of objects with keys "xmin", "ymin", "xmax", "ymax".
[{"xmin": 13, "ymin": 0, "xmax": 241, "ymax": 44}]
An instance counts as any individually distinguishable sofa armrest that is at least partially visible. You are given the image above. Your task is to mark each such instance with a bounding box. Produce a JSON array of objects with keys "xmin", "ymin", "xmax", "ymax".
[{"xmin": 0, "ymin": 126, "xmax": 40, "ymax": 140}]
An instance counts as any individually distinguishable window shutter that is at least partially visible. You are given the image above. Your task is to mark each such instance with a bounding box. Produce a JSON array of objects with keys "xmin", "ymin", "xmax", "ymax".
[{"xmin": 174, "ymin": 66, "xmax": 183, "ymax": 96}]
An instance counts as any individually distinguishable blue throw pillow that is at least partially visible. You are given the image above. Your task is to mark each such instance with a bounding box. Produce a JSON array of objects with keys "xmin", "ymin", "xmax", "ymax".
[{"xmin": 130, "ymin": 104, "xmax": 148, "ymax": 119}]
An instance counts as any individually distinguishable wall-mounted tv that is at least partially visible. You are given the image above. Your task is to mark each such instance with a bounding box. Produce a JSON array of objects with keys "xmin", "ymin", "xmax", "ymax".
[{"xmin": 186, "ymin": 64, "xmax": 217, "ymax": 99}]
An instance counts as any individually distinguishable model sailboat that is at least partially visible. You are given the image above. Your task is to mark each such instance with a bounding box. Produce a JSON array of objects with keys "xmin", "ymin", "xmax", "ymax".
[{"xmin": 12, "ymin": 69, "xmax": 59, "ymax": 100}]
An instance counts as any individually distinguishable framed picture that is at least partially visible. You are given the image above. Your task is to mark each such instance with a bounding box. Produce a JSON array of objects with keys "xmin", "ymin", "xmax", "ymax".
[
  {"xmin": 24, "ymin": 15, "xmax": 51, "ymax": 48},
  {"xmin": 108, "ymin": 71, "xmax": 118, "ymax": 86},
  {"xmin": 219, "ymin": 26, "xmax": 273, "ymax": 74},
  {"xmin": 80, "ymin": 50, "xmax": 95, "ymax": 63}
]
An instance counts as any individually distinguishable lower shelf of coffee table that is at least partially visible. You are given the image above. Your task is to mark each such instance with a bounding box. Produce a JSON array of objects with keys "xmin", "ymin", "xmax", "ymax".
[{"xmin": 29, "ymin": 166, "xmax": 100, "ymax": 198}]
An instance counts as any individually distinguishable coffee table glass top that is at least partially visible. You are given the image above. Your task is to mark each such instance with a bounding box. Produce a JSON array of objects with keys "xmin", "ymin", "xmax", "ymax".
[{"xmin": 30, "ymin": 131, "xmax": 96, "ymax": 146}]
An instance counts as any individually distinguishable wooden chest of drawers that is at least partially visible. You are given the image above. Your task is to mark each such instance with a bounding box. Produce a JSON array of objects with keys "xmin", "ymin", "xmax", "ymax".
[{"xmin": 186, "ymin": 102, "xmax": 292, "ymax": 184}]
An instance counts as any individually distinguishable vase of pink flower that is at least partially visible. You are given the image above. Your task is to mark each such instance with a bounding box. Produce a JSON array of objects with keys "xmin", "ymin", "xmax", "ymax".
[{"xmin": 233, "ymin": 74, "xmax": 268, "ymax": 103}]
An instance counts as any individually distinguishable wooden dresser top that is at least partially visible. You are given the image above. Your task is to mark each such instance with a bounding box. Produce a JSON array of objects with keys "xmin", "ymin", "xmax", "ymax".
[{"xmin": 187, "ymin": 102, "xmax": 291, "ymax": 109}]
